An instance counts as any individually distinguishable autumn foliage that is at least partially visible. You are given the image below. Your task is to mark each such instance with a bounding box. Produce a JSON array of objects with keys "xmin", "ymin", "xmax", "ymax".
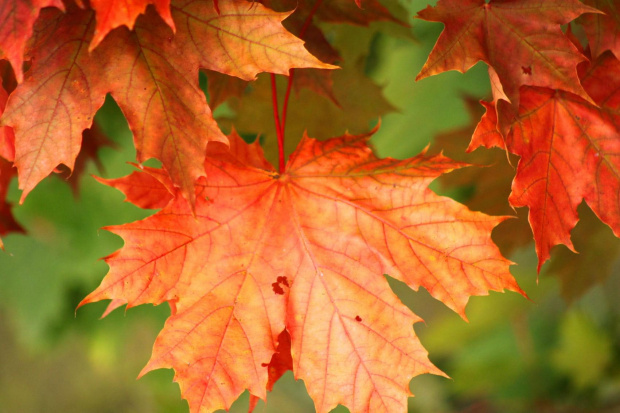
[{"xmin": 0, "ymin": 0, "xmax": 619, "ymax": 412}]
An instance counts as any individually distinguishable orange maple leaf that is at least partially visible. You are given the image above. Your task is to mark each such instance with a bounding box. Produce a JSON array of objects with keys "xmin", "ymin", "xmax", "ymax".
[
  {"xmin": 80, "ymin": 129, "xmax": 523, "ymax": 413},
  {"xmin": 172, "ymin": 0, "xmax": 336, "ymax": 81},
  {"xmin": 470, "ymin": 53, "xmax": 620, "ymax": 269},
  {"xmin": 416, "ymin": 0, "xmax": 598, "ymax": 107},
  {"xmin": 1, "ymin": 0, "xmax": 333, "ymax": 204}
]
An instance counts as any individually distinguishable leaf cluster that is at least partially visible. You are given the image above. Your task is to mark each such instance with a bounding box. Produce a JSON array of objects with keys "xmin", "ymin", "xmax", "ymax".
[{"xmin": 0, "ymin": 0, "xmax": 619, "ymax": 412}]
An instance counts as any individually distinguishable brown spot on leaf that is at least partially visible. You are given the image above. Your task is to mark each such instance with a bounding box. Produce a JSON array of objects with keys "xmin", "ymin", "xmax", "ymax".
[
  {"xmin": 355, "ymin": 315, "xmax": 362, "ymax": 322},
  {"xmin": 272, "ymin": 282, "xmax": 284, "ymax": 295},
  {"xmin": 522, "ymin": 66, "xmax": 532, "ymax": 75},
  {"xmin": 272, "ymin": 276, "xmax": 290, "ymax": 294}
]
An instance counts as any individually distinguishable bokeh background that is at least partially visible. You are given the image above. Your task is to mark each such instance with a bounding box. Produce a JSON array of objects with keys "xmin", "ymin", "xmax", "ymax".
[{"xmin": 1, "ymin": 0, "xmax": 620, "ymax": 412}]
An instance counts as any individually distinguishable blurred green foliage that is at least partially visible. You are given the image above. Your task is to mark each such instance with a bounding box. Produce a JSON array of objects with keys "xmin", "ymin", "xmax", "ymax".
[{"xmin": 1, "ymin": 0, "xmax": 620, "ymax": 412}]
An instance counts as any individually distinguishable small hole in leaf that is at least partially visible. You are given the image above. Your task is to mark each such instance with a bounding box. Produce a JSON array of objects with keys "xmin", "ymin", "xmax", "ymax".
[{"xmin": 355, "ymin": 315, "xmax": 362, "ymax": 322}]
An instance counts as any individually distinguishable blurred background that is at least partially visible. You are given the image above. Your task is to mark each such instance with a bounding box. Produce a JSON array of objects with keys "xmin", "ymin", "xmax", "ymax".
[{"xmin": 1, "ymin": 0, "xmax": 620, "ymax": 412}]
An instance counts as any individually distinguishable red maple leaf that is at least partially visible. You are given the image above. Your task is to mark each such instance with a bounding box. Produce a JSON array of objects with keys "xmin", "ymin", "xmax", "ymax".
[
  {"xmin": 470, "ymin": 52, "xmax": 620, "ymax": 269},
  {"xmin": 416, "ymin": 0, "xmax": 598, "ymax": 107},
  {"xmin": 0, "ymin": 0, "xmax": 64, "ymax": 83},
  {"xmin": 579, "ymin": 0, "xmax": 620, "ymax": 59},
  {"xmin": 1, "ymin": 0, "xmax": 333, "ymax": 204},
  {"xmin": 80, "ymin": 129, "xmax": 523, "ymax": 413}
]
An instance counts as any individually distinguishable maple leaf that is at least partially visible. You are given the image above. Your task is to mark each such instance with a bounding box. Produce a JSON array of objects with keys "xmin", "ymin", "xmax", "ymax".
[
  {"xmin": 416, "ymin": 0, "xmax": 598, "ymax": 107},
  {"xmin": 578, "ymin": 0, "xmax": 620, "ymax": 59},
  {"xmin": 203, "ymin": 0, "xmax": 354, "ymax": 110},
  {"xmin": 87, "ymin": 0, "xmax": 175, "ymax": 50},
  {"xmin": 0, "ymin": 5, "xmax": 222, "ymax": 204},
  {"xmin": 469, "ymin": 53, "xmax": 620, "ymax": 269},
  {"xmin": 0, "ymin": 0, "xmax": 64, "ymax": 83},
  {"xmin": 1, "ymin": 0, "xmax": 332, "ymax": 204},
  {"xmin": 80, "ymin": 129, "xmax": 522, "ymax": 413},
  {"xmin": 171, "ymin": 0, "xmax": 336, "ymax": 81}
]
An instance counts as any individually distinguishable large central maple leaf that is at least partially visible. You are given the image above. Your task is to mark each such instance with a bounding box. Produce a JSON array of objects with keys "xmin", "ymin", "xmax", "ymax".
[{"xmin": 80, "ymin": 130, "xmax": 522, "ymax": 413}]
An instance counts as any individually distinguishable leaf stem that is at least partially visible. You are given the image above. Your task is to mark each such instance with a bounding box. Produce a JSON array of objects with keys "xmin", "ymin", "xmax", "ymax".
[{"xmin": 270, "ymin": 73, "xmax": 285, "ymax": 173}]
